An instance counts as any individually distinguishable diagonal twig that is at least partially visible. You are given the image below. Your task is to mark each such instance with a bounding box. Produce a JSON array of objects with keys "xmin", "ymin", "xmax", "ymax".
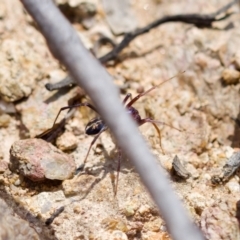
[
  {"xmin": 99, "ymin": 0, "xmax": 237, "ymax": 63},
  {"xmin": 45, "ymin": 0, "xmax": 237, "ymax": 91}
]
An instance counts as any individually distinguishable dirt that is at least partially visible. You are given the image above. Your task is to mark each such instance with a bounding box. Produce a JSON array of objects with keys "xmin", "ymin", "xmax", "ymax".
[{"xmin": 0, "ymin": 0, "xmax": 239, "ymax": 240}]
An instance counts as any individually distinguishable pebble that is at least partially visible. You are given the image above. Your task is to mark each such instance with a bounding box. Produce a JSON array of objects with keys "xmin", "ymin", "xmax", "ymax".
[
  {"xmin": 186, "ymin": 193, "xmax": 206, "ymax": 215},
  {"xmin": 171, "ymin": 155, "xmax": 191, "ymax": 180},
  {"xmin": 101, "ymin": 0, "xmax": 137, "ymax": 35},
  {"xmin": 143, "ymin": 219, "xmax": 161, "ymax": 232},
  {"xmin": 77, "ymin": 1, "xmax": 97, "ymax": 29},
  {"xmin": 9, "ymin": 138, "xmax": 76, "ymax": 181},
  {"xmin": 0, "ymin": 99, "xmax": 16, "ymax": 113},
  {"xmin": 138, "ymin": 204, "xmax": 151, "ymax": 216},
  {"xmin": 121, "ymin": 200, "xmax": 139, "ymax": 217},
  {"xmin": 226, "ymin": 179, "xmax": 240, "ymax": 194},
  {"xmin": 102, "ymin": 218, "xmax": 128, "ymax": 232},
  {"xmin": 56, "ymin": 131, "xmax": 78, "ymax": 151},
  {"xmin": 0, "ymin": 113, "xmax": 11, "ymax": 127},
  {"xmin": 221, "ymin": 68, "xmax": 240, "ymax": 85},
  {"xmin": 0, "ymin": 160, "xmax": 8, "ymax": 173}
]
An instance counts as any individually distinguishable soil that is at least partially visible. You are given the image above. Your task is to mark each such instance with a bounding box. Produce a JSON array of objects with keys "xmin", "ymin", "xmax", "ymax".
[{"xmin": 0, "ymin": 0, "xmax": 239, "ymax": 240}]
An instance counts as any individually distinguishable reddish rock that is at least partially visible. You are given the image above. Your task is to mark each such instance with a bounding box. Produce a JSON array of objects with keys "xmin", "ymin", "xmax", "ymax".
[{"xmin": 9, "ymin": 138, "xmax": 76, "ymax": 181}]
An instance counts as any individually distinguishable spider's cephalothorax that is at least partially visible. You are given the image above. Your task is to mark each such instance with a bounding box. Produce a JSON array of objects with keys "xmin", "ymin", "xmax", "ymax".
[{"xmin": 85, "ymin": 117, "xmax": 107, "ymax": 135}]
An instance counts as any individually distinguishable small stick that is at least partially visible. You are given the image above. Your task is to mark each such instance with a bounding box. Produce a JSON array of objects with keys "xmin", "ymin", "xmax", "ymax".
[
  {"xmin": 45, "ymin": 75, "xmax": 75, "ymax": 91},
  {"xmin": 99, "ymin": 0, "xmax": 237, "ymax": 63},
  {"xmin": 45, "ymin": 206, "xmax": 65, "ymax": 225},
  {"xmin": 45, "ymin": 1, "xmax": 236, "ymax": 91}
]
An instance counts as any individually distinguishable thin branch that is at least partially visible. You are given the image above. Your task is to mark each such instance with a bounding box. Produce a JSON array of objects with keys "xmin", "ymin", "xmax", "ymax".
[
  {"xmin": 20, "ymin": 1, "xmax": 204, "ymax": 240},
  {"xmin": 45, "ymin": 0, "xmax": 237, "ymax": 90},
  {"xmin": 99, "ymin": 0, "xmax": 237, "ymax": 63}
]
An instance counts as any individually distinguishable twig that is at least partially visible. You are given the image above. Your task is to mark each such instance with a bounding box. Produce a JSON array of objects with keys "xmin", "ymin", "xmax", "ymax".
[
  {"xmin": 45, "ymin": 0, "xmax": 237, "ymax": 90},
  {"xmin": 20, "ymin": 1, "xmax": 204, "ymax": 240},
  {"xmin": 45, "ymin": 206, "xmax": 65, "ymax": 225},
  {"xmin": 99, "ymin": 0, "xmax": 237, "ymax": 63}
]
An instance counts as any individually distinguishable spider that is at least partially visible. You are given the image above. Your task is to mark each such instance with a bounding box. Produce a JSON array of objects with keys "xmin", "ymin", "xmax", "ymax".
[{"xmin": 38, "ymin": 73, "xmax": 183, "ymax": 195}]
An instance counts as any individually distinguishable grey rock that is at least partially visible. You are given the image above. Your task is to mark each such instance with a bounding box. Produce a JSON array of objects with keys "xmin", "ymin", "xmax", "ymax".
[{"xmin": 101, "ymin": 0, "xmax": 137, "ymax": 35}]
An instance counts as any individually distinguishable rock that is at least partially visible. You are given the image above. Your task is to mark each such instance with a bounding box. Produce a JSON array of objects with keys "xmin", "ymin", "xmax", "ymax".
[
  {"xmin": 143, "ymin": 219, "xmax": 162, "ymax": 232},
  {"xmin": 58, "ymin": 0, "xmax": 97, "ymax": 29},
  {"xmin": 121, "ymin": 198, "xmax": 140, "ymax": 217},
  {"xmin": 56, "ymin": 131, "xmax": 78, "ymax": 151},
  {"xmin": 171, "ymin": 155, "xmax": 191, "ymax": 180},
  {"xmin": 75, "ymin": 1, "xmax": 96, "ymax": 17},
  {"xmin": 0, "ymin": 198, "xmax": 40, "ymax": 240},
  {"xmin": 0, "ymin": 99, "xmax": 16, "ymax": 113},
  {"xmin": 0, "ymin": 113, "xmax": 11, "ymax": 127},
  {"xmin": 102, "ymin": 217, "xmax": 128, "ymax": 232},
  {"xmin": 0, "ymin": 160, "xmax": 8, "ymax": 173},
  {"xmin": 138, "ymin": 204, "xmax": 151, "ymax": 216},
  {"xmin": 101, "ymin": 0, "xmax": 137, "ymax": 35},
  {"xmin": 226, "ymin": 179, "xmax": 240, "ymax": 194},
  {"xmin": 221, "ymin": 68, "xmax": 240, "ymax": 85},
  {"xmin": 0, "ymin": 39, "xmax": 44, "ymax": 102},
  {"xmin": 76, "ymin": 1, "xmax": 97, "ymax": 29},
  {"xmin": 201, "ymin": 201, "xmax": 239, "ymax": 240},
  {"xmin": 9, "ymin": 138, "xmax": 76, "ymax": 181}
]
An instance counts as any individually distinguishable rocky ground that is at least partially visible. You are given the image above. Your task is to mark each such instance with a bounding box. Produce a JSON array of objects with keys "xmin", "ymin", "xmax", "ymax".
[{"xmin": 0, "ymin": 0, "xmax": 240, "ymax": 239}]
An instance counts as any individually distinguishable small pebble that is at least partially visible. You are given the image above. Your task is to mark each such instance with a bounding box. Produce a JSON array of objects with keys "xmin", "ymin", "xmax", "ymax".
[
  {"xmin": 101, "ymin": 0, "xmax": 137, "ymax": 35},
  {"xmin": 0, "ymin": 113, "xmax": 11, "ymax": 127},
  {"xmin": 0, "ymin": 160, "xmax": 8, "ymax": 173},
  {"xmin": 14, "ymin": 178, "xmax": 21, "ymax": 186},
  {"xmin": 138, "ymin": 204, "xmax": 150, "ymax": 215},
  {"xmin": 171, "ymin": 155, "xmax": 191, "ymax": 180},
  {"xmin": 56, "ymin": 131, "xmax": 78, "ymax": 151},
  {"xmin": 0, "ymin": 99, "xmax": 16, "ymax": 113},
  {"xmin": 222, "ymin": 68, "xmax": 240, "ymax": 84},
  {"xmin": 226, "ymin": 180, "xmax": 240, "ymax": 194}
]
